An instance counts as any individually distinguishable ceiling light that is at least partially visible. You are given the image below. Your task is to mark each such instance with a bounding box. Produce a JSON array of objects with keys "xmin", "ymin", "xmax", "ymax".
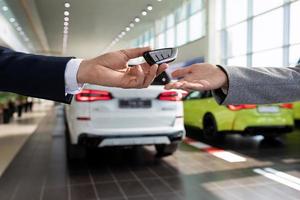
[
  {"xmin": 9, "ymin": 18, "xmax": 15, "ymax": 23},
  {"xmin": 24, "ymin": 37, "xmax": 29, "ymax": 42},
  {"xmin": 64, "ymin": 21, "xmax": 69, "ymax": 26},
  {"xmin": 134, "ymin": 17, "xmax": 140, "ymax": 22},
  {"xmin": 64, "ymin": 29, "xmax": 68, "ymax": 34},
  {"xmin": 125, "ymin": 27, "xmax": 130, "ymax": 32},
  {"xmin": 2, "ymin": 6, "xmax": 8, "ymax": 11},
  {"xmin": 129, "ymin": 23, "xmax": 134, "ymax": 28},
  {"xmin": 147, "ymin": 5, "xmax": 153, "ymax": 11},
  {"xmin": 116, "ymin": 38, "xmax": 119, "ymax": 42},
  {"xmin": 64, "ymin": 26, "xmax": 68, "ymax": 30},
  {"xmin": 142, "ymin": 10, "xmax": 147, "ymax": 16},
  {"xmin": 121, "ymin": 31, "xmax": 126, "ymax": 36},
  {"xmin": 118, "ymin": 34, "xmax": 122, "ymax": 39},
  {"xmin": 64, "ymin": 2, "xmax": 70, "ymax": 8},
  {"xmin": 19, "ymin": 31, "xmax": 24, "ymax": 35},
  {"xmin": 64, "ymin": 11, "xmax": 69, "ymax": 16},
  {"xmin": 64, "ymin": 17, "xmax": 69, "ymax": 22},
  {"xmin": 157, "ymin": 0, "xmax": 162, "ymax": 2},
  {"xmin": 14, "ymin": 22, "xmax": 18, "ymax": 27},
  {"xmin": 16, "ymin": 27, "xmax": 22, "ymax": 31}
]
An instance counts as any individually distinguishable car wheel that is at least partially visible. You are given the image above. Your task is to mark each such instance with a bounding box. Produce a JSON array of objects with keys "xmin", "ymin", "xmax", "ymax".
[
  {"xmin": 203, "ymin": 113, "xmax": 223, "ymax": 141},
  {"xmin": 65, "ymin": 122, "xmax": 86, "ymax": 161},
  {"xmin": 155, "ymin": 142, "xmax": 179, "ymax": 157}
]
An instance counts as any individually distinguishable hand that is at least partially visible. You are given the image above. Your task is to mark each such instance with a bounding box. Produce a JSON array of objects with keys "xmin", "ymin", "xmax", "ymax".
[
  {"xmin": 77, "ymin": 47, "xmax": 168, "ymax": 88},
  {"xmin": 164, "ymin": 63, "xmax": 228, "ymax": 92}
]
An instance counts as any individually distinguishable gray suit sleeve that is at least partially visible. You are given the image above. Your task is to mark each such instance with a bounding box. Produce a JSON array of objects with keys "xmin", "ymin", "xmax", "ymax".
[{"xmin": 213, "ymin": 65, "xmax": 300, "ymax": 105}]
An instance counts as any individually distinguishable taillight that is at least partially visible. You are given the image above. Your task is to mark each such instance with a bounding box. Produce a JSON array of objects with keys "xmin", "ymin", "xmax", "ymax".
[
  {"xmin": 158, "ymin": 91, "xmax": 182, "ymax": 101},
  {"xmin": 75, "ymin": 89, "xmax": 113, "ymax": 102},
  {"xmin": 280, "ymin": 103, "xmax": 293, "ymax": 109},
  {"xmin": 227, "ymin": 104, "xmax": 257, "ymax": 111}
]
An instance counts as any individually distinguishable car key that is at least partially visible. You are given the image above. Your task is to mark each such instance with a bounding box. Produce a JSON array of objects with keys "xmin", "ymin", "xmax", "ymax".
[{"xmin": 143, "ymin": 48, "xmax": 178, "ymax": 65}]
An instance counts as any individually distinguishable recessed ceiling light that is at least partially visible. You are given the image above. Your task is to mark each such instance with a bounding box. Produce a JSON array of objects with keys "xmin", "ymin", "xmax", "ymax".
[
  {"xmin": 9, "ymin": 18, "xmax": 15, "ymax": 23},
  {"xmin": 121, "ymin": 31, "xmax": 126, "ymax": 36},
  {"xmin": 147, "ymin": 5, "xmax": 153, "ymax": 11},
  {"xmin": 142, "ymin": 10, "xmax": 147, "ymax": 16},
  {"xmin": 116, "ymin": 38, "xmax": 119, "ymax": 42},
  {"xmin": 134, "ymin": 17, "xmax": 140, "ymax": 22},
  {"xmin": 64, "ymin": 17, "xmax": 69, "ymax": 22},
  {"xmin": 64, "ymin": 3, "xmax": 70, "ymax": 8},
  {"xmin": 129, "ymin": 23, "xmax": 134, "ymax": 28},
  {"xmin": 16, "ymin": 27, "xmax": 22, "ymax": 31},
  {"xmin": 157, "ymin": 0, "xmax": 162, "ymax": 2},
  {"xmin": 118, "ymin": 34, "xmax": 122, "ymax": 38},
  {"xmin": 2, "ymin": 6, "xmax": 8, "ymax": 11},
  {"xmin": 125, "ymin": 27, "xmax": 130, "ymax": 32},
  {"xmin": 64, "ymin": 26, "xmax": 68, "ymax": 30},
  {"xmin": 64, "ymin": 29, "xmax": 68, "ymax": 34},
  {"xmin": 64, "ymin": 22, "xmax": 69, "ymax": 26},
  {"xmin": 64, "ymin": 11, "xmax": 69, "ymax": 16}
]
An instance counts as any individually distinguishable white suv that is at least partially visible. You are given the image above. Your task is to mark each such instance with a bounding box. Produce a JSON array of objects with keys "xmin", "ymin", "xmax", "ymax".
[{"xmin": 64, "ymin": 73, "xmax": 185, "ymax": 159}]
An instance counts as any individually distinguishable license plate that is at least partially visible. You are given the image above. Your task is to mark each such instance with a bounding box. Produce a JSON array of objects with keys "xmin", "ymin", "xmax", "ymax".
[
  {"xmin": 257, "ymin": 106, "xmax": 279, "ymax": 113},
  {"xmin": 119, "ymin": 99, "xmax": 152, "ymax": 108}
]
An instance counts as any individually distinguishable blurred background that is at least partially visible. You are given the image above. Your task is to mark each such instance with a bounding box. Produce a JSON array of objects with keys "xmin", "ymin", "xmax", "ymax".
[{"xmin": 0, "ymin": 1, "xmax": 300, "ymax": 200}]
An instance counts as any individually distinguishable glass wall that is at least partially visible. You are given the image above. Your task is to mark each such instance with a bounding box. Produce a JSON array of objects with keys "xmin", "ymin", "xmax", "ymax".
[
  {"xmin": 132, "ymin": 0, "xmax": 206, "ymax": 48},
  {"xmin": 218, "ymin": 0, "xmax": 300, "ymax": 67}
]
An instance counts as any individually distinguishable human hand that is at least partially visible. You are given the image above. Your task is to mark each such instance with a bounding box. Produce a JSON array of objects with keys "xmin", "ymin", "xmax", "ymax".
[
  {"xmin": 77, "ymin": 47, "xmax": 168, "ymax": 88},
  {"xmin": 164, "ymin": 63, "xmax": 228, "ymax": 92}
]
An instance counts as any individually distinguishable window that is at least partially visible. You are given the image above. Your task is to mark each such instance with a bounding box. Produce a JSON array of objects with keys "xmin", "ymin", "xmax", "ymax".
[
  {"xmin": 190, "ymin": 0, "xmax": 203, "ymax": 14},
  {"xmin": 167, "ymin": 13, "xmax": 175, "ymax": 29},
  {"xmin": 289, "ymin": 44, "xmax": 300, "ymax": 66},
  {"xmin": 166, "ymin": 28, "xmax": 175, "ymax": 47},
  {"xmin": 253, "ymin": 0, "xmax": 283, "ymax": 15},
  {"xmin": 227, "ymin": 56, "xmax": 247, "ymax": 66},
  {"xmin": 176, "ymin": 3, "xmax": 188, "ymax": 22},
  {"xmin": 189, "ymin": 11, "xmax": 205, "ymax": 41},
  {"xmin": 225, "ymin": 0, "xmax": 247, "ymax": 26},
  {"xmin": 155, "ymin": 17, "xmax": 166, "ymax": 34},
  {"xmin": 290, "ymin": 1, "xmax": 300, "ymax": 44},
  {"xmin": 227, "ymin": 22, "xmax": 247, "ymax": 57},
  {"xmin": 176, "ymin": 20, "xmax": 188, "ymax": 46},
  {"xmin": 253, "ymin": 8, "xmax": 283, "ymax": 51},
  {"xmin": 252, "ymin": 49, "xmax": 283, "ymax": 67},
  {"xmin": 157, "ymin": 33, "xmax": 165, "ymax": 48}
]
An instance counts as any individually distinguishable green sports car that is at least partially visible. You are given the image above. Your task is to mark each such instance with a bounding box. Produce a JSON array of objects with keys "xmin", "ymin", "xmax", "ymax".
[{"xmin": 184, "ymin": 91, "xmax": 294, "ymax": 140}]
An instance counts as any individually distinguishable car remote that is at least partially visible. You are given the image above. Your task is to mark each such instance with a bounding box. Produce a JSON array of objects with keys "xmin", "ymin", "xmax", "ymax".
[{"xmin": 143, "ymin": 48, "xmax": 178, "ymax": 65}]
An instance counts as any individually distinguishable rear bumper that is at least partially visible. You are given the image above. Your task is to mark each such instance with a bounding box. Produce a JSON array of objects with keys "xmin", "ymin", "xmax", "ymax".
[
  {"xmin": 243, "ymin": 126, "xmax": 294, "ymax": 136},
  {"xmin": 77, "ymin": 131, "xmax": 185, "ymax": 148}
]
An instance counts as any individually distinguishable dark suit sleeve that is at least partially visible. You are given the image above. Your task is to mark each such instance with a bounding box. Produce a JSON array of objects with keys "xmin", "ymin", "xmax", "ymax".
[{"xmin": 0, "ymin": 47, "xmax": 74, "ymax": 104}]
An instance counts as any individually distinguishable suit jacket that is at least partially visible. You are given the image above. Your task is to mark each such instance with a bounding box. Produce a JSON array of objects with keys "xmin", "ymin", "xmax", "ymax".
[
  {"xmin": 0, "ymin": 47, "xmax": 73, "ymax": 103},
  {"xmin": 213, "ymin": 65, "xmax": 300, "ymax": 105}
]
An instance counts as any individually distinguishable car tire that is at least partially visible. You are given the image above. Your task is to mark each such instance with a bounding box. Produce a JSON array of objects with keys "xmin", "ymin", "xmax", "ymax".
[
  {"xmin": 155, "ymin": 142, "xmax": 179, "ymax": 157},
  {"xmin": 64, "ymin": 121, "xmax": 86, "ymax": 161},
  {"xmin": 203, "ymin": 113, "xmax": 224, "ymax": 141}
]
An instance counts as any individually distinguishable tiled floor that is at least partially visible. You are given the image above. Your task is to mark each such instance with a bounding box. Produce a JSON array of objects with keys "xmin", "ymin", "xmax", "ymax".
[{"xmin": 0, "ymin": 106, "xmax": 300, "ymax": 200}]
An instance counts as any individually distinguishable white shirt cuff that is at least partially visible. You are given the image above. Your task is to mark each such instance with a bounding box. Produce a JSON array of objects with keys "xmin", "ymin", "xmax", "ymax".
[{"xmin": 65, "ymin": 58, "xmax": 84, "ymax": 94}]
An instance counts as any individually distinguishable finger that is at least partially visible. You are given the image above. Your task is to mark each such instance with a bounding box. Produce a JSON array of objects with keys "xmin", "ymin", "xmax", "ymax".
[
  {"xmin": 181, "ymin": 82, "xmax": 205, "ymax": 91},
  {"xmin": 164, "ymin": 81, "xmax": 185, "ymax": 90},
  {"xmin": 157, "ymin": 63, "xmax": 168, "ymax": 75},
  {"xmin": 133, "ymin": 65, "xmax": 145, "ymax": 87},
  {"xmin": 120, "ymin": 47, "xmax": 151, "ymax": 60},
  {"xmin": 171, "ymin": 67, "xmax": 192, "ymax": 78},
  {"xmin": 143, "ymin": 64, "xmax": 158, "ymax": 88}
]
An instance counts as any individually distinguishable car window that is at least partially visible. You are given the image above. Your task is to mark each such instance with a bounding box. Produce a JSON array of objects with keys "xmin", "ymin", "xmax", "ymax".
[{"xmin": 151, "ymin": 72, "xmax": 171, "ymax": 85}]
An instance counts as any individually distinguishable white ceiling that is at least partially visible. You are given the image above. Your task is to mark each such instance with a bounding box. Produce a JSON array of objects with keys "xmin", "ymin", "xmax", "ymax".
[{"xmin": 28, "ymin": 0, "xmax": 184, "ymax": 58}]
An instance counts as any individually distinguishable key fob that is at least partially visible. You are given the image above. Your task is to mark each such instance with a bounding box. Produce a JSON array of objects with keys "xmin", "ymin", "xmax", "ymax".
[{"xmin": 143, "ymin": 48, "xmax": 178, "ymax": 65}]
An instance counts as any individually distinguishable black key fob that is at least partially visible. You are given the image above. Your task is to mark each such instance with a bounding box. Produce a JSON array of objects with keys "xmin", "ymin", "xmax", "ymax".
[{"xmin": 143, "ymin": 48, "xmax": 178, "ymax": 65}]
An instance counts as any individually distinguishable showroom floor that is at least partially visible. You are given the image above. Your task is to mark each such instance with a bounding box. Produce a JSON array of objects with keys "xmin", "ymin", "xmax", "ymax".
[{"xmin": 0, "ymin": 106, "xmax": 300, "ymax": 200}]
